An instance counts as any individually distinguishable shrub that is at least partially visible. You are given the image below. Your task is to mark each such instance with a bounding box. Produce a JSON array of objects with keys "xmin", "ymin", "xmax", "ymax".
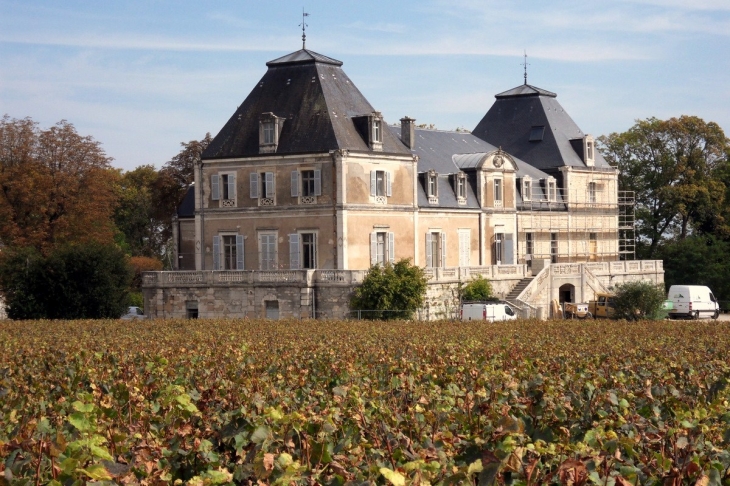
[
  {"xmin": 0, "ymin": 243, "xmax": 132, "ymax": 319},
  {"xmin": 350, "ymin": 259, "xmax": 427, "ymax": 320},
  {"xmin": 613, "ymin": 280, "xmax": 666, "ymax": 320},
  {"xmin": 460, "ymin": 275, "xmax": 497, "ymax": 302}
]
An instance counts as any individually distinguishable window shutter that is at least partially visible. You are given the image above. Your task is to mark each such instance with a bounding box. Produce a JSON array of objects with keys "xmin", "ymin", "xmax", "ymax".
[
  {"xmin": 213, "ymin": 235, "xmax": 220, "ymax": 270},
  {"xmin": 236, "ymin": 235, "xmax": 244, "ymax": 270},
  {"xmin": 266, "ymin": 172, "xmax": 275, "ymax": 197},
  {"xmin": 425, "ymin": 233, "xmax": 433, "ymax": 267},
  {"xmin": 370, "ymin": 170, "xmax": 376, "ymax": 196},
  {"xmin": 440, "ymin": 232, "xmax": 447, "ymax": 268},
  {"xmin": 370, "ymin": 232, "xmax": 377, "ymax": 265},
  {"xmin": 386, "ymin": 171, "xmax": 392, "ymax": 197},
  {"xmin": 289, "ymin": 234, "xmax": 300, "ymax": 269},
  {"xmin": 388, "ymin": 232, "xmax": 395, "ymax": 264},
  {"xmin": 314, "ymin": 169, "xmax": 321, "ymax": 196},
  {"xmin": 211, "ymin": 174, "xmax": 220, "ymax": 200},
  {"xmin": 228, "ymin": 174, "xmax": 236, "ymax": 200},
  {"xmin": 291, "ymin": 171, "xmax": 299, "ymax": 197},
  {"xmin": 504, "ymin": 234, "xmax": 514, "ymax": 265},
  {"xmin": 250, "ymin": 173, "xmax": 259, "ymax": 198}
]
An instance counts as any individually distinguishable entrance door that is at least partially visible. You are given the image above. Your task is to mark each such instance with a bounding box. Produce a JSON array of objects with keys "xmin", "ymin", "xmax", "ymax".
[{"xmin": 265, "ymin": 300, "xmax": 279, "ymax": 320}]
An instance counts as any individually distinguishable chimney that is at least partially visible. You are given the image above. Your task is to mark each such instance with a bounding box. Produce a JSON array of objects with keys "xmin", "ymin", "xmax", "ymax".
[{"xmin": 400, "ymin": 116, "xmax": 415, "ymax": 149}]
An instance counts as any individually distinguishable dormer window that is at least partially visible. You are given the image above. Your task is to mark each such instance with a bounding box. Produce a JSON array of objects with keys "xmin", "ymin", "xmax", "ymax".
[
  {"xmin": 456, "ymin": 172, "xmax": 467, "ymax": 204},
  {"xmin": 529, "ymin": 126, "xmax": 545, "ymax": 142},
  {"xmin": 259, "ymin": 112, "xmax": 284, "ymax": 154},
  {"xmin": 547, "ymin": 177, "xmax": 557, "ymax": 202},
  {"xmin": 427, "ymin": 170, "xmax": 438, "ymax": 204},
  {"xmin": 584, "ymin": 135, "xmax": 595, "ymax": 166},
  {"xmin": 522, "ymin": 177, "xmax": 532, "ymax": 202},
  {"xmin": 353, "ymin": 112, "xmax": 384, "ymax": 151}
]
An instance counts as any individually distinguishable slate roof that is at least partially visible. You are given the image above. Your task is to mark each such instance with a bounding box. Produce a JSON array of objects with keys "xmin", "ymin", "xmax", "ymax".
[
  {"xmin": 177, "ymin": 185, "xmax": 195, "ymax": 218},
  {"xmin": 471, "ymin": 84, "xmax": 612, "ymax": 171},
  {"xmin": 202, "ymin": 49, "xmax": 410, "ymax": 159}
]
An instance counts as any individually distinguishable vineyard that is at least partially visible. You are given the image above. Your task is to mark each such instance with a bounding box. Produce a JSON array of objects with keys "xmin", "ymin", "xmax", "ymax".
[{"xmin": 2, "ymin": 319, "xmax": 730, "ymax": 485}]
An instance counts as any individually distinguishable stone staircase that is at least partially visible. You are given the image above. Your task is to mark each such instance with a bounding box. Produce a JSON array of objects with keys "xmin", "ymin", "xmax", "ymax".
[{"xmin": 506, "ymin": 277, "xmax": 535, "ymax": 302}]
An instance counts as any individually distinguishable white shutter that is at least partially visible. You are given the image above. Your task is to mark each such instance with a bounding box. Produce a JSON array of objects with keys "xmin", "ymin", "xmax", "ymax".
[
  {"xmin": 236, "ymin": 235, "xmax": 244, "ymax": 270},
  {"xmin": 213, "ymin": 235, "xmax": 220, "ymax": 270},
  {"xmin": 211, "ymin": 174, "xmax": 220, "ymax": 200},
  {"xmin": 370, "ymin": 170, "xmax": 376, "ymax": 196},
  {"xmin": 227, "ymin": 174, "xmax": 236, "ymax": 200},
  {"xmin": 388, "ymin": 232, "xmax": 395, "ymax": 264},
  {"xmin": 425, "ymin": 233, "xmax": 433, "ymax": 268},
  {"xmin": 291, "ymin": 171, "xmax": 299, "ymax": 197},
  {"xmin": 386, "ymin": 171, "xmax": 392, "ymax": 197},
  {"xmin": 441, "ymin": 232, "xmax": 447, "ymax": 268},
  {"xmin": 314, "ymin": 169, "xmax": 321, "ymax": 196},
  {"xmin": 459, "ymin": 231, "xmax": 471, "ymax": 267},
  {"xmin": 289, "ymin": 234, "xmax": 300, "ymax": 269},
  {"xmin": 265, "ymin": 172, "xmax": 275, "ymax": 197},
  {"xmin": 250, "ymin": 173, "xmax": 259, "ymax": 198},
  {"xmin": 370, "ymin": 232, "xmax": 377, "ymax": 265}
]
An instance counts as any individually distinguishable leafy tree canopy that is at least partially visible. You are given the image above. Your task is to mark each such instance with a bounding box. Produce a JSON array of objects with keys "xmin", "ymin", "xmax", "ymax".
[
  {"xmin": 612, "ymin": 280, "xmax": 666, "ymax": 321},
  {"xmin": 598, "ymin": 116, "xmax": 730, "ymax": 258},
  {"xmin": 460, "ymin": 275, "xmax": 497, "ymax": 302},
  {"xmin": 350, "ymin": 259, "xmax": 427, "ymax": 320},
  {"xmin": 0, "ymin": 116, "xmax": 118, "ymax": 253},
  {"xmin": 0, "ymin": 242, "xmax": 132, "ymax": 319}
]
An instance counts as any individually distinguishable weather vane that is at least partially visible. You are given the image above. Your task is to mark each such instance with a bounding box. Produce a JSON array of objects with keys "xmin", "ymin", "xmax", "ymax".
[
  {"xmin": 521, "ymin": 50, "xmax": 530, "ymax": 85},
  {"xmin": 300, "ymin": 9, "xmax": 309, "ymax": 49}
]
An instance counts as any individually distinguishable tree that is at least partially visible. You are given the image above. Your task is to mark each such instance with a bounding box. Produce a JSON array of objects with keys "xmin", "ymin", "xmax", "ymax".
[
  {"xmin": 350, "ymin": 259, "xmax": 427, "ymax": 320},
  {"xmin": 0, "ymin": 116, "xmax": 119, "ymax": 252},
  {"xmin": 598, "ymin": 116, "xmax": 729, "ymax": 258},
  {"xmin": 656, "ymin": 235, "xmax": 730, "ymax": 304},
  {"xmin": 612, "ymin": 280, "xmax": 666, "ymax": 321},
  {"xmin": 460, "ymin": 275, "xmax": 497, "ymax": 302},
  {"xmin": 0, "ymin": 242, "xmax": 132, "ymax": 319}
]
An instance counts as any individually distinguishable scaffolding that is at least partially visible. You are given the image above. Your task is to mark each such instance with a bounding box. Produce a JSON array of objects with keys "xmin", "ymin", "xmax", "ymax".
[{"xmin": 515, "ymin": 176, "xmax": 635, "ymax": 264}]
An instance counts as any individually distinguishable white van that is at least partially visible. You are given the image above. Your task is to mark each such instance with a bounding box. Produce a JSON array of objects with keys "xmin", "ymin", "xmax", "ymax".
[
  {"xmin": 461, "ymin": 302, "xmax": 517, "ymax": 322},
  {"xmin": 667, "ymin": 285, "xmax": 719, "ymax": 320}
]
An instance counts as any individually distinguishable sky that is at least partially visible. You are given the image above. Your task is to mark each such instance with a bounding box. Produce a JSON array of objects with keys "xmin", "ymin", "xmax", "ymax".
[{"xmin": 1, "ymin": 0, "xmax": 729, "ymax": 172}]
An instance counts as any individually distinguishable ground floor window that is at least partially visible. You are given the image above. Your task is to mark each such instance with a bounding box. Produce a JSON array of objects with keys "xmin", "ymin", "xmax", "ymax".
[{"xmin": 370, "ymin": 231, "xmax": 394, "ymax": 266}]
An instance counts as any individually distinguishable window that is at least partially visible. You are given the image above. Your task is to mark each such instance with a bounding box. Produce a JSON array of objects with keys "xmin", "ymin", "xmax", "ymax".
[
  {"xmin": 587, "ymin": 141, "xmax": 594, "ymax": 160},
  {"xmin": 289, "ymin": 232, "xmax": 317, "ymax": 269},
  {"xmin": 211, "ymin": 173, "xmax": 236, "ymax": 204},
  {"xmin": 551, "ymin": 233, "xmax": 558, "ymax": 264},
  {"xmin": 258, "ymin": 232, "xmax": 277, "ymax": 270},
  {"xmin": 493, "ymin": 232, "xmax": 514, "ymax": 265},
  {"xmin": 547, "ymin": 179, "xmax": 557, "ymax": 202},
  {"xmin": 529, "ymin": 126, "xmax": 545, "ymax": 142},
  {"xmin": 494, "ymin": 178, "xmax": 503, "ymax": 207},
  {"xmin": 425, "ymin": 232, "xmax": 446, "ymax": 268},
  {"xmin": 250, "ymin": 172, "xmax": 275, "ymax": 203},
  {"xmin": 372, "ymin": 120, "xmax": 382, "ymax": 143},
  {"xmin": 525, "ymin": 232, "xmax": 533, "ymax": 260},
  {"xmin": 370, "ymin": 170, "xmax": 392, "ymax": 198},
  {"xmin": 212, "ymin": 234, "xmax": 243, "ymax": 270},
  {"xmin": 456, "ymin": 173, "xmax": 467, "ymax": 201},
  {"xmin": 458, "ymin": 229, "xmax": 470, "ymax": 267},
  {"xmin": 589, "ymin": 182, "xmax": 596, "ymax": 203},
  {"xmin": 523, "ymin": 177, "xmax": 532, "ymax": 202},
  {"xmin": 494, "ymin": 233, "xmax": 503, "ymax": 264},
  {"xmin": 291, "ymin": 169, "xmax": 322, "ymax": 199},
  {"xmin": 427, "ymin": 171, "xmax": 438, "ymax": 197},
  {"xmin": 259, "ymin": 112, "xmax": 284, "ymax": 153},
  {"xmin": 263, "ymin": 122, "xmax": 275, "ymax": 144},
  {"xmin": 589, "ymin": 232, "xmax": 597, "ymax": 261},
  {"xmin": 370, "ymin": 231, "xmax": 394, "ymax": 266}
]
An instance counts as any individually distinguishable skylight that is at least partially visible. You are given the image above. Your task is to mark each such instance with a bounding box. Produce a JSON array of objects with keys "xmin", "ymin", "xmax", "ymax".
[{"xmin": 529, "ymin": 126, "xmax": 545, "ymax": 142}]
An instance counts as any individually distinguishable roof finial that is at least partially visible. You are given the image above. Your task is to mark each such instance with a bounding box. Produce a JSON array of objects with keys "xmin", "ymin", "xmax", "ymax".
[
  {"xmin": 522, "ymin": 50, "xmax": 529, "ymax": 85},
  {"xmin": 300, "ymin": 9, "xmax": 309, "ymax": 49}
]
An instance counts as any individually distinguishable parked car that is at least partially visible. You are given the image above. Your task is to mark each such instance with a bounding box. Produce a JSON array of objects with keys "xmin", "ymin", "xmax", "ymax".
[
  {"xmin": 461, "ymin": 302, "xmax": 517, "ymax": 322},
  {"xmin": 667, "ymin": 285, "xmax": 719, "ymax": 320},
  {"xmin": 121, "ymin": 306, "xmax": 145, "ymax": 320}
]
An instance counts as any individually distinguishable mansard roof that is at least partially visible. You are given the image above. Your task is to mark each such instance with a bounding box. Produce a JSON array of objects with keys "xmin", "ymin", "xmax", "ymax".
[
  {"xmin": 471, "ymin": 83, "xmax": 612, "ymax": 171},
  {"xmin": 203, "ymin": 49, "xmax": 410, "ymax": 159}
]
